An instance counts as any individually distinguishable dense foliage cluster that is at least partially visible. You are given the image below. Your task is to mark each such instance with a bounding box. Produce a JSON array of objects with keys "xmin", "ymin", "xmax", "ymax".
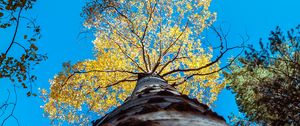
[
  {"xmin": 41, "ymin": 0, "xmax": 230, "ymax": 125},
  {"xmin": 225, "ymin": 26, "xmax": 300, "ymax": 125}
]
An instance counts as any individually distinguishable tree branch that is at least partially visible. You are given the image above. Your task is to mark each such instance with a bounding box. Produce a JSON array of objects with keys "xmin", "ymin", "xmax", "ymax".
[
  {"xmin": 162, "ymin": 46, "xmax": 241, "ymax": 77},
  {"xmin": 152, "ymin": 21, "xmax": 189, "ymax": 73},
  {"xmin": 94, "ymin": 76, "xmax": 137, "ymax": 91},
  {"xmin": 114, "ymin": 40, "xmax": 146, "ymax": 73},
  {"xmin": 61, "ymin": 69, "xmax": 141, "ymax": 88},
  {"xmin": 172, "ymin": 47, "xmax": 244, "ymax": 86},
  {"xmin": 157, "ymin": 41, "xmax": 183, "ymax": 75},
  {"xmin": 1, "ymin": 85, "xmax": 18, "ymax": 126},
  {"xmin": 140, "ymin": 2, "xmax": 157, "ymax": 72},
  {"xmin": 5, "ymin": 7, "xmax": 23, "ymax": 55}
]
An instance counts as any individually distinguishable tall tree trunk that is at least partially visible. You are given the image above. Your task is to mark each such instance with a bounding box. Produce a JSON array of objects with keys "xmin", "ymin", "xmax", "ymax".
[{"xmin": 93, "ymin": 74, "xmax": 227, "ymax": 126}]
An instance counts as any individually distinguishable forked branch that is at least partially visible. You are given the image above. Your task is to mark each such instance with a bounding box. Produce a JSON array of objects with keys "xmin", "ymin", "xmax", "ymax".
[
  {"xmin": 161, "ymin": 46, "xmax": 242, "ymax": 77},
  {"xmin": 172, "ymin": 47, "xmax": 244, "ymax": 86},
  {"xmin": 152, "ymin": 22, "xmax": 189, "ymax": 73},
  {"xmin": 140, "ymin": 2, "xmax": 158, "ymax": 72}
]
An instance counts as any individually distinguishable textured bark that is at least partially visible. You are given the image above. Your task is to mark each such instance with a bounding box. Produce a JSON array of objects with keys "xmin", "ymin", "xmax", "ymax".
[{"xmin": 93, "ymin": 75, "xmax": 227, "ymax": 126}]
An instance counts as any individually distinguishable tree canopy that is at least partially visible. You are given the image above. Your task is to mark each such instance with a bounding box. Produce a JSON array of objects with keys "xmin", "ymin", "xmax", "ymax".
[
  {"xmin": 0, "ymin": 0, "xmax": 46, "ymax": 125},
  {"xmin": 41, "ymin": 0, "xmax": 237, "ymax": 125},
  {"xmin": 0, "ymin": 0, "xmax": 46, "ymax": 94},
  {"xmin": 225, "ymin": 25, "xmax": 300, "ymax": 125}
]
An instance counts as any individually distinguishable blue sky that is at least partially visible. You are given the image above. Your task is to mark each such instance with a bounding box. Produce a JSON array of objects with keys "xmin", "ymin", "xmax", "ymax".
[{"xmin": 1, "ymin": 0, "xmax": 300, "ymax": 125}]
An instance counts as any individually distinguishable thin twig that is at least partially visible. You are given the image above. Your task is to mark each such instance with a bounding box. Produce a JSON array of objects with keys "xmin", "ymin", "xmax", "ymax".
[{"xmin": 1, "ymin": 85, "xmax": 18, "ymax": 126}]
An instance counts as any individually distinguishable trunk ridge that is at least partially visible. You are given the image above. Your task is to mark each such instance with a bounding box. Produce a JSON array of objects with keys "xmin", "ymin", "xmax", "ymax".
[{"xmin": 93, "ymin": 75, "xmax": 227, "ymax": 126}]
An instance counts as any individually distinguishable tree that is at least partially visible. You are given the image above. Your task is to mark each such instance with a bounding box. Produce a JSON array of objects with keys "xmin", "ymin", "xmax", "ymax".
[
  {"xmin": 0, "ymin": 0, "xmax": 46, "ymax": 90},
  {"xmin": 41, "ymin": 0, "xmax": 240, "ymax": 125},
  {"xmin": 225, "ymin": 25, "xmax": 300, "ymax": 125},
  {"xmin": 93, "ymin": 74, "xmax": 227, "ymax": 126},
  {"xmin": 0, "ymin": 0, "xmax": 46, "ymax": 125}
]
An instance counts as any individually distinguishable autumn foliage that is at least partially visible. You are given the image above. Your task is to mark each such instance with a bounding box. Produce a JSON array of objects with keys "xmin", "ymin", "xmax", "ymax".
[{"xmin": 42, "ymin": 0, "xmax": 228, "ymax": 125}]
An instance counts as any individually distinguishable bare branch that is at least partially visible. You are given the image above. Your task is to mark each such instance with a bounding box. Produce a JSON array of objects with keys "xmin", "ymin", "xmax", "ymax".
[
  {"xmin": 172, "ymin": 47, "xmax": 244, "ymax": 86},
  {"xmin": 152, "ymin": 22, "xmax": 189, "ymax": 73},
  {"xmin": 12, "ymin": 42, "xmax": 26, "ymax": 51},
  {"xmin": 140, "ymin": 2, "xmax": 158, "ymax": 72},
  {"xmin": 162, "ymin": 22, "xmax": 189, "ymax": 57},
  {"xmin": 4, "ymin": 7, "xmax": 23, "ymax": 55},
  {"xmin": 109, "ymin": 6, "xmax": 142, "ymax": 40},
  {"xmin": 98, "ymin": 24, "xmax": 146, "ymax": 72},
  {"xmin": 151, "ymin": 39, "xmax": 163, "ymax": 73},
  {"xmin": 114, "ymin": 40, "xmax": 146, "ymax": 73},
  {"xmin": 162, "ymin": 46, "xmax": 242, "ymax": 77},
  {"xmin": 103, "ymin": 15, "xmax": 141, "ymax": 48},
  {"xmin": 157, "ymin": 42, "xmax": 183, "ymax": 75},
  {"xmin": 1, "ymin": 85, "xmax": 18, "ymax": 126}
]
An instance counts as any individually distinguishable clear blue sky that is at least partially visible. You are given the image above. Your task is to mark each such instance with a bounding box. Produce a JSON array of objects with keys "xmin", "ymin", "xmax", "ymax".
[{"xmin": 1, "ymin": 0, "xmax": 300, "ymax": 125}]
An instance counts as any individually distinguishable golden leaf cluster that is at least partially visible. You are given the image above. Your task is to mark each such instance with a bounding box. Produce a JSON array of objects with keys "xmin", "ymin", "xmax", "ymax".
[{"xmin": 42, "ymin": 0, "xmax": 225, "ymax": 124}]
